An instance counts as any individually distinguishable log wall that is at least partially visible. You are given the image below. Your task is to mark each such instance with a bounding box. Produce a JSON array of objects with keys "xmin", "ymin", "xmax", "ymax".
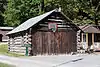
[{"xmin": 8, "ymin": 33, "xmax": 32, "ymax": 55}]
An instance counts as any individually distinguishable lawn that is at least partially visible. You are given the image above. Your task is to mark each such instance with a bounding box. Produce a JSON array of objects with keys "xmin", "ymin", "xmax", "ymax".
[
  {"xmin": 0, "ymin": 62, "xmax": 15, "ymax": 67},
  {"xmin": 0, "ymin": 44, "xmax": 24, "ymax": 57}
]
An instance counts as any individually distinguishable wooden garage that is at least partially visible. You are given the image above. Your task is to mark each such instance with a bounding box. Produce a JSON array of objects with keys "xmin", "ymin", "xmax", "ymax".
[{"xmin": 7, "ymin": 9, "xmax": 79, "ymax": 56}]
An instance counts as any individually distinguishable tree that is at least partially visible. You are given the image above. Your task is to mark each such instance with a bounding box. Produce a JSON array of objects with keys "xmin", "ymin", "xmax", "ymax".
[
  {"xmin": 44, "ymin": 0, "xmax": 59, "ymax": 12},
  {"xmin": 0, "ymin": 0, "xmax": 7, "ymax": 26},
  {"xmin": 4, "ymin": 0, "xmax": 100, "ymax": 26},
  {"xmin": 58, "ymin": 0, "xmax": 100, "ymax": 25},
  {"xmin": 4, "ymin": 0, "xmax": 60, "ymax": 26},
  {"xmin": 4, "ymin": 0, "xmax": 41, "ymax": 26}
]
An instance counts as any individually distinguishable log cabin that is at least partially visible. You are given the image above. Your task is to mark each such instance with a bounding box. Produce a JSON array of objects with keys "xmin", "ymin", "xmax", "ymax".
[
  {"xmin": 78, "ymin": 25, "xmax": 100, "ymax": 52},
  {"xmin": 0, "ymin": 27, "xmax": 13, "ymax": 42},
  {"xmin": 7, "ymin": 9, "xmax": 80, "ymax": 56}
]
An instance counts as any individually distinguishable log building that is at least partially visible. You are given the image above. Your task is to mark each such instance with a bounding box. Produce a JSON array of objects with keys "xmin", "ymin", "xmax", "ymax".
[
  {"xmin": 79, "ymin": 25, "xmax": 100, "ymax": 52},
  {"xmin": 0, "ymin": 27, "xmax": 13, "ymax": 42},
  {"xmin": 7, "ymin": 9, "xmax": 80, "ymax": 56}
]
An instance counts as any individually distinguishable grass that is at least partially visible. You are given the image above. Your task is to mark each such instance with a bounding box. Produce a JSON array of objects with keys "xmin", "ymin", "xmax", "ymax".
[
  {"xmin": 0, "ymin": 44, "xmax": 24, "ymax": 57},
  {"xmin": 0, "ymin": 62, "xmax": 15, "ymax": 67}
]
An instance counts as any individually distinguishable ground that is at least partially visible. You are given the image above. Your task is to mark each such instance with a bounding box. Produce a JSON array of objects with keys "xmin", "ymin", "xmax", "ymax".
[
  {"xmin": 0, "ymin": 62, "xmax": 15, "ymax": 67},
  {"xmin": 0, "ymin": 44, "xmax": 24, "ymax": 57},
  {"xmin": 0, "ymin": 54, "xmax": 100, "ymax": 67}
]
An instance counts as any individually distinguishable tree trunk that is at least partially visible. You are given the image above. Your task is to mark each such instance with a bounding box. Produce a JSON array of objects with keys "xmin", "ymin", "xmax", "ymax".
[
  {"xmin": 95, "ymin": 18, "xmax": 98, "ymax": 25},
  {"xmin": 40, "ymin": 0, "xmax": 44, "ymax": 12}
]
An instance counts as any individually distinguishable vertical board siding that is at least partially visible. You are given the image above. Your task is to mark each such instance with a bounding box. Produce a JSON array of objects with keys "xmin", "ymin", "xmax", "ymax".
[{"xmin": 32, "ymin": 31, "xmax": 77, "ymax": 55}]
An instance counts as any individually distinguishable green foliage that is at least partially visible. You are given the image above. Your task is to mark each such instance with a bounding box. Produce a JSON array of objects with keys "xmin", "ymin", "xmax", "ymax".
[
  {"xmin": 44, "ymin": 0, "xmax": 60, "ymax": 11},
  {"xmin": 3, "ymin": 0, "xmax": 100, "ymax": 26},
  {"xmin": 0, "ymin": 0, "xmax": 7, "ymax": 26},
  {"xmin": 58, "ymin": 0, "xmax": 100, "ymax": 25},
  {"xmin": 4, "ymin": 0, "xmax": 41, "ymax": 26}
]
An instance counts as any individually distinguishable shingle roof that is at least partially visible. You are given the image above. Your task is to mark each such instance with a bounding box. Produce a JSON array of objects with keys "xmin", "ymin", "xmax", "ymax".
[
  {"xmin": 79, "ymin": 25, "xmax": 100, "ymax": 33},
  {"xmin": 7, "ymin": 9, "xmax": 56, "ymax": 35}
]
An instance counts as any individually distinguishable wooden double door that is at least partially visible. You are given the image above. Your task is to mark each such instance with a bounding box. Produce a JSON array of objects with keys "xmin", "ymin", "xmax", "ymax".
[{"xmin": 31, "ymin": 31, "xmax": 77, "ymax": 55}]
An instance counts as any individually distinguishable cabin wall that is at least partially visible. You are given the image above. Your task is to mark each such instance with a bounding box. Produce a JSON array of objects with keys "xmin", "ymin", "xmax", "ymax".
[
  {"xmin": 8, "ymin": 31, "xmax": 32, "ymax": 55},
  {"xmin": 8, "ymin": 36, "xmax": 25, "ymax": 54}
]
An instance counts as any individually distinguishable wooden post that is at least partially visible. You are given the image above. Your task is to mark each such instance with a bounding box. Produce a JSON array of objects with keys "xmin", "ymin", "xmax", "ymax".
[
  {"xmin": 92, "ymin": 33, "xmax": 94, "ymax": 49},
  {"xmin": 86, "ymin": 33, "xmax": 88, "ymax": 49},
  {"xmin": 76, "ymin": 30, "xmax": 81, "ymax": 51},
  {"xmin": 81, "ymin": 33, "xmax": 84, "ymax": 44}
]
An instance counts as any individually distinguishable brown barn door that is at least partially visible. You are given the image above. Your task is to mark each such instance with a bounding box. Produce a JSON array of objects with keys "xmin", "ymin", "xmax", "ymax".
[{"xmin": 32, "ymin": 31, "xmax": 77, "ymax": 55}]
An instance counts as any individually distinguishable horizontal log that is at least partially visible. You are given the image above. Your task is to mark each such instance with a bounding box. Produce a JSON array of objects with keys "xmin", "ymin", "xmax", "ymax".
[
  {"xmin": 58, "ymin": 27, "xmax": 73, "ymax": 28},
  {"xmin": 14, "ymin": 43, "xmax": 22, "ymax": 45},
  {"xmin": 48, "ymin": 19, "xmax": 64, "ymax": 22},
  {"xmin": 9, "ymin": 49, "xmax": 26, "ymax": 52},
  {"xmin": 58, "ymin": 25, "xmax": 69, "ymax": 27},
  {"xmin": 9, "ymin": 51, "xmax": 25, "ymax": 55},
  {"xmin": 39, "ymin": 24, "xmax": 48, "ymax": 26},
  {"xmin": 28, "ymin": 35, "xmax": 31, "ymax": 37},
  {"xmin": 14, "ymin": 40, "xmax": 22, "ymax": 42},
  {"xmin": 28, "ymin": 38, "xmax": 31, "ymax": 41},
  {"xmin": 9, "ymin": 45, "xmax": 15, "ymax": 47},
  {"xmin": 14, "ymin": 42, "xmax": 22, "ymax": 45},
  {"xmin": 49, "ymin": 15, "xmax": 63, "ymax": 18},
  {"xmin": 10, "ymin": 48, "xmax": 26, "ymax": 50},
  {"xmin": 10, "ymin": 43, "xmax": 23, "ymax": 45},
  {"xmin": 23, "ymin": 36, "xmax": 28, "ymax": 38},
  {"xmin": 9, "ymin": 40, "xmax": 14, "ymax": 42},
  {"xmin": 14, "ymin": 36, "xmax": 22, "ymax": 39},
  {"xmin": 10, "ymin": 50, "xmax": 26, "ymax": 53},
  {"xmin": 9, "ymin": 44, "xmax": 24, "ymax": 47},
  {"xmin": 24, "ymin": 42, "xmax": 31, "ymax": 44},
  {"xmin": 10, "ymin": 47, "xmax": 26, "ymax": 50},
  {"xmin": 23, "ymin": 40, "xmax": 31, "ymax": 43},
  {"xmin": 14, "ymin": 41, "xmax": 22, "ymax": 43},
  {"xmin": 9, "ymin": 39, "xmax": 14, "ymax": 42},
  {"xmin": 9, "ymin": 42, "xmax": 14, "ymax": 44},
  {"xmin": 28, "ymin": 42, "xmax": 32, "ymax": 44}
]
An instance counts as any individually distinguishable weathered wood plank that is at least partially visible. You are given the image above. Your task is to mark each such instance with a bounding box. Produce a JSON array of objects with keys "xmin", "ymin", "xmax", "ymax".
[{"xmin": 31, "ymin": 31, "xmax": 77, "ymax": 55}]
